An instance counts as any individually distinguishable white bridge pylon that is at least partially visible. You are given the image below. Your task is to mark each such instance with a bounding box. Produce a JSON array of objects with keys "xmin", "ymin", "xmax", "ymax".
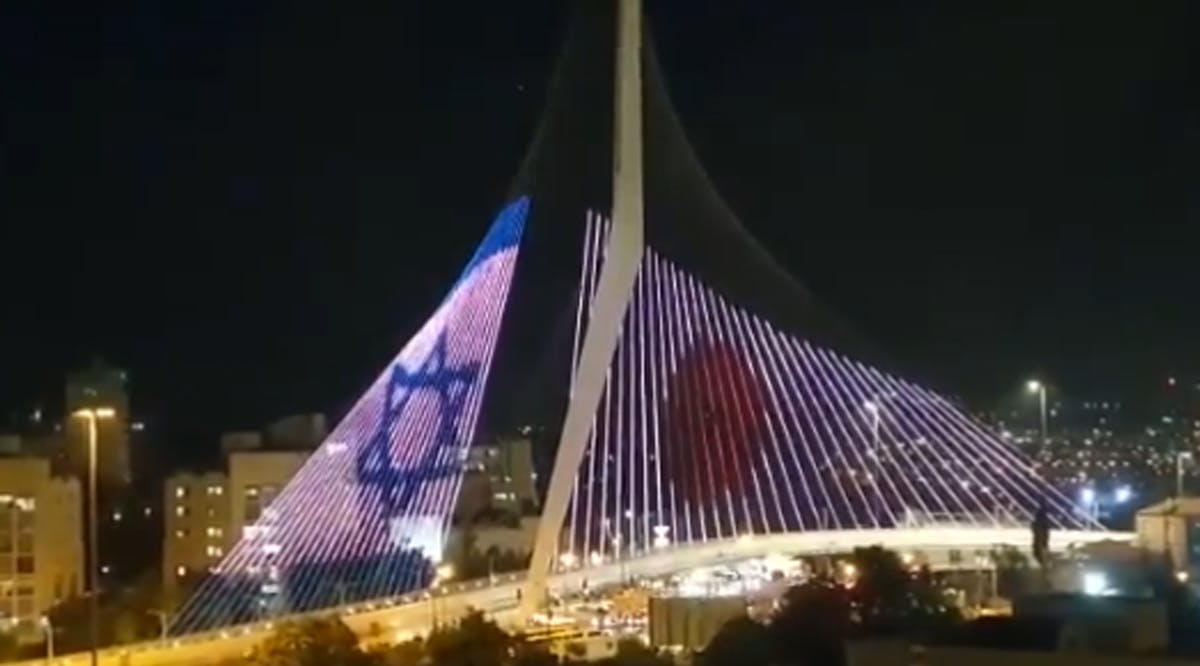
[
  {"xmin": 522, "ymin": 0, "xmax": 1108, "ymax": 618},
  {"xmin": 522, "ymin": 0, "xmax": 646, "ymax": 618}
]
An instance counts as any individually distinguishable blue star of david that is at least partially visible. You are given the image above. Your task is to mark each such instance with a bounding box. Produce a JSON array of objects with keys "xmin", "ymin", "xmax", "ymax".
[{"xmin": 356, "ymin": 330, "xmax": 480, "ymax": 518}]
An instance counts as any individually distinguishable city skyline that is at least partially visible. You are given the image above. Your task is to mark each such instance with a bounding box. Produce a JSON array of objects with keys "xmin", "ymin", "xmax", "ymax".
[
  {"xmin": 0, "ymin": 1, "xmax": 1191, "ymax": 659},
  {"xmin": 1, "ymin": 2, "xmax": 1193, "ymax": 450}
]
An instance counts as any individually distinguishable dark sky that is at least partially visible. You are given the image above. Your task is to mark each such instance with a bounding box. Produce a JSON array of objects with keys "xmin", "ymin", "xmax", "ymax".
[{"xmin": 0, "ymin": 1, "xmax": 1194, "ymax": 454}]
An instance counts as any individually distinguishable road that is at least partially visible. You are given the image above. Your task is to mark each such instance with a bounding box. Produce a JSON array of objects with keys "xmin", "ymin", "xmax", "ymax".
[{"xmin": 11, "ymin": 526, "xmax": 1127, "ymax": 665}]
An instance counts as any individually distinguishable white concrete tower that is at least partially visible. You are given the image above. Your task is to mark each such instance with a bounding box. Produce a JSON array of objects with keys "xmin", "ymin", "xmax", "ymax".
[{"xmin": 520, "ymin": 0, "xmax": 645, "ymax": 618}]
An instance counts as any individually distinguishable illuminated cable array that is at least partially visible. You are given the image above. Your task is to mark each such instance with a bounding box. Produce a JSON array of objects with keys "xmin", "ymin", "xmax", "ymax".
[
  {"xmin": 562, "ymin": 213, "xmax": 1098, "ymax": 565},
  {"xmin": 171, "ymin": 197, "xmax": 529, "ymax": 634}
]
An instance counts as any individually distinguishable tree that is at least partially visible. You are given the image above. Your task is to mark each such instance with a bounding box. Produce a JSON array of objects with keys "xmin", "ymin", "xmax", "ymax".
[
  {"xmin": 247, "ymin": 616, "xmax": 371, "ymax": 666},
  {"xmin": 369, "ymin": 636, "xmax": 426, "ymax": 666},
  {"xmin": 596, "ymin": 639, "xmax": 672, "ymax": 666},
  {"xmin": 700, "ymin": 616, "xmax": 772, "ymax": 666},
  {"xmin": 512, "ymin": 642, "xmax": 557, "ymax": 666},
  {"xmin": 906, "ymin": 565, "xmax": 962, "ymax": 635},
  {"xmin": 849, "ymin": 546, "xmax": 910, "ymax": 633},
  {"xmin": 991, "ymin": 545, "xmax": 1033, "ymax": 598},
  {"xmin": 771, "ymin": 581, "xmax": 850, "ymax": 666},
  {"xmin": 425, "ymin": 610, "xmax": 513, "ymax": 666}
]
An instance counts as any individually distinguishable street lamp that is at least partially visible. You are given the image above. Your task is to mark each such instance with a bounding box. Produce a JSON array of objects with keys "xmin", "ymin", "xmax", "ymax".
[
  {"xmin": 39, "ymin": 615, "xmax": 53, "ymax": 663},
  {"xmin": 558, "ymin": 551, "xmax": 578, "ymax": 570},
  {"xmin": 429, "ymin": 564, "xmax": 453, "ymax": 631},
  {"xmin": 862, "ymin": 400, "xmax": 884, "ymax": 522},
  {"xmin": 73, "ymin": 406, "xmax": 115, "ymax": 666},
  {"xmin": 149, "ymin": 610, "xmax": 170, "ymax": 645},
  {"xmin": 1080, "ymin": 486, "xmax": 1098, "ymax": 522},
  {"xmin": 1114, "ymin": 485, "xmax": 1133, "ymax": 504},
  {"xmin": 1177, "ymin": 452, "xmax": 1194, "ymax": 498},
  {"xmin": 1026, "ymin": 380, "xmax": 1048, "ymax": 443},
  {"xmin": 652, "ymin": 525, "xmax": 670, "ymax": 550}
]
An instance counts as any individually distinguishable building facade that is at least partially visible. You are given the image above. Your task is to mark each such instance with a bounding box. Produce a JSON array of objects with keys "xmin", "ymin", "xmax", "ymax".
[
  {"xmin": 161, "ymin": 471, "xmax": 229, "ymax": 597},
  {"xmin": 227, "ymin": 451, "xmax": 307, "ymax": 533},
  {"xmin": 0, "ymin": 457, "xmax": 83, "ymax": 638},
  {"xmin": 457, "ymin": 437, "xmax": 538, "ymax": 521},
  {"xmin": 1136, "ymin": 497, "xmax": 1200, "ymax": 575},
  {"xmin": 161, "ymin": 449, "xmax": 309, "ymax": 604}
]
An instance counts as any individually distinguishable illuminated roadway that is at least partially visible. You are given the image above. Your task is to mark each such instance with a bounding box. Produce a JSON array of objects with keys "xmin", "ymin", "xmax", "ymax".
[{"xmin": 10, "ymin": 527, "xmax": 1129, "ymax": 666}]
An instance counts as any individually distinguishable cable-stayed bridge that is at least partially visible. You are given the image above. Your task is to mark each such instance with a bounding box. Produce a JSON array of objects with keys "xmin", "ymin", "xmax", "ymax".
[{"xmin": 15, "ymin": 0, "xmax": 1124, "ymax": 664}]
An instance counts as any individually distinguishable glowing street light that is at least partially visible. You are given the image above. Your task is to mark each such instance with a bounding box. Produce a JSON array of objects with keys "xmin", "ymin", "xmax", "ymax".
[
  {"xmin": 1026, "ymin": 380, "xmax": 1048, "ymax": 443},
  {"xmin": 1114, "ymin": 485, "xmax": 1133, "ymax": 504},
  {"xmin": 558, "ymin": 552, "xmax": 578, "ymax": 569},
  {"xmin": 652, "ymin": 525, "xmax": 671, "ymax": 550},
  {"xmin": 1079, "ymin": 486, "xmax": 1099, "ymax": 522},
  {"xmin": 1082, "ymin": 570, "xmax": 1110, "ymax": 596},
  {"xmin": 73, "ymin": 406, "xmax": 115, "ymax": 666},
  {"xmin": 1079, "ymin": 487, "xmax": 1096, "ymax": 505}
]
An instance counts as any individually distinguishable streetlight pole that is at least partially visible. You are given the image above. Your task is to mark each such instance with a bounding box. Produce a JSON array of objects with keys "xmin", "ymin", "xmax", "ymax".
[
  {"xmin": 1026, "ymin": 380, "xmax": 1048, "ymax": 443},
  {"xmin": 150, "ymin": 610, "xmax": 169, "ymax": 646},
  {"xmin": 1178, "ymin": 452, "xmax": 1193, "ymax": 498},
  {"xmin": 863, "ymin": 401, "xmax": 883, "ymax": 522},
  {"xmin": 39, "ymin": 615, "xmax": 53, "ymax": 664},
  {"xmin": 73, "ymin": 407, "xmax": 114, "ymax": 666},
  {"xmin": 430, "ymin": 563, "xmax": 453, "ymax": 632},
  {"xmin": 603, "ymin": 518, "xmax": 625, "ymax": 584}
]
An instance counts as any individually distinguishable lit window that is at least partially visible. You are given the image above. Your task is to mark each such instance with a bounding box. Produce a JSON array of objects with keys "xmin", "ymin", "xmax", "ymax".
[
  {"xmin": 131, "ymin": 422, "xmax": 145, "ymax": 432},
  {"xmin": 174, "ymin": 506, "xmax": 186, "ymax": 518},
  {"xmin": 206, "ymin": 546, "xmax": 223, "ymax": 558},
  {"xmin": 111, "ymin": 511, "xmax": 122, "ymax": 522},
  {"xmin": 206, "ymin": 527, "xmax": 223, "ymax": 539},
  {"xmin": 175, "ymin": 566, "xmax": 187, "ymax": 577},
  {"xmin": 245, "ymin": 487, "xmax": 259, "ymax": 498},
  {"xmin": 207, "ymin": 485, "xmax": 223, "ymax": 496},
  {"xmin": 174, "ymin": 487, "xmax": 186, "ymax": 499},
  {"xmin": 143, "ymin": 506, "xmax": 152, "ymax": 517},
  {"xmin": 174, "ymin": 529, "xmax": 186, "ymax": 539}
]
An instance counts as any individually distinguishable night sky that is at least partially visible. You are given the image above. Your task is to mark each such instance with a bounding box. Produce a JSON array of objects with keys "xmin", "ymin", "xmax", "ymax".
[{"xmin": 0, "ymin": 1, "xmax": 1193, "ymax": 455}]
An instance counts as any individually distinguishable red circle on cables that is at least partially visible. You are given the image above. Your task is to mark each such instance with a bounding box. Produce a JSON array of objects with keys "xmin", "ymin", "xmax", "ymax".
[{"xmin": 661, "ymin": 339, "xmax": 768, "ymax": 511}]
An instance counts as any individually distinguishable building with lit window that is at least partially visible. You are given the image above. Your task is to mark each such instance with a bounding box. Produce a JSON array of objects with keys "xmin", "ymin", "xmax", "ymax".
[
  {"xmin": 0, "ymin": 457, "xmax": 83, "ymax": 639},
  {"xmin": 161, "ymin": 445, "xmax": 311, "ymax": 603},
  {"xmin": 227, "ymin": 450, "xmax": 307, "ymax": 531},
  {"xmin": 462, "ymin": 436, "xmax": 538, "ymax": 516},
  {"xmin": 161, "ymin": 471, "xmax": 229, "ymax": 598}
]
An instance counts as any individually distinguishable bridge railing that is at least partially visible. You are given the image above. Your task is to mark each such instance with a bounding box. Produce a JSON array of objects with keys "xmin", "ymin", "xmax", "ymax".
[{"xmin": 5, "ymin": 525, "xmax": 1127, "ymax": 665}]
